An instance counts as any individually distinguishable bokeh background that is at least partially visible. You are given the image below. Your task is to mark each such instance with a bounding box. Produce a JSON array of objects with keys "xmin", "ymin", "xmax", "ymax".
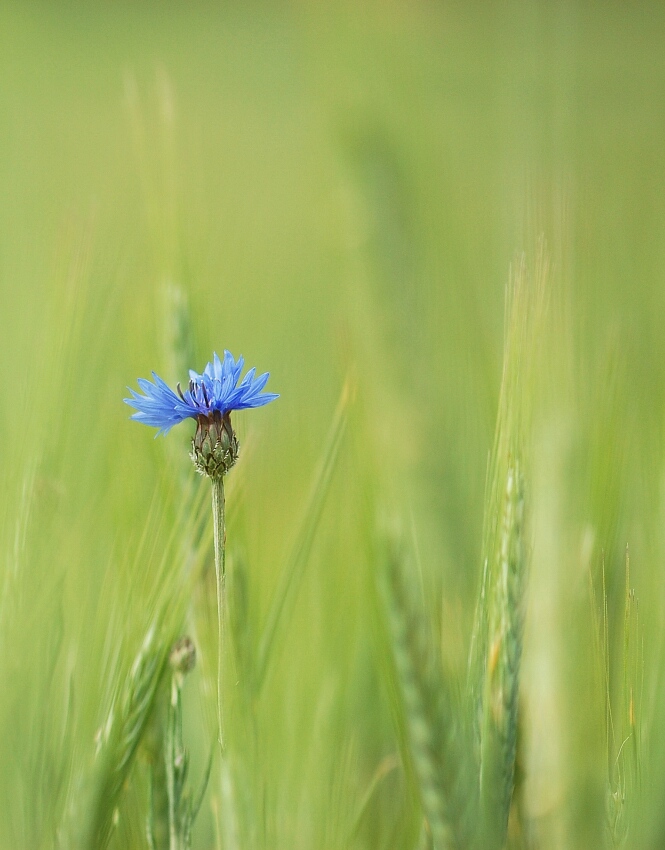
[{"xmin": 2, "ymin": 2, "xmax": 665, "ymax": 848}]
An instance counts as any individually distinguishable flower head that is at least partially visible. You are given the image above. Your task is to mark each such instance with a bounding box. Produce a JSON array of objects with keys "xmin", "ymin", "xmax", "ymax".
[
  {"xmin": 125, "ymin": 351, "xmax": 278, "ymax": 478},
  {"xmin": 125, "ymin": 351, "xmax": 278, "ymax": 434}
]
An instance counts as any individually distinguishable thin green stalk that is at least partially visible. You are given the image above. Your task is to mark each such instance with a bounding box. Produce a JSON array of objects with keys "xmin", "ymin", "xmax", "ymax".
[
  {"xmin": 211, "ymin": 476, "xmax": 226, "ymax": 752},
  {"xmin": 166, "ymin": 679, "xmax": 178, "ymax": 850},
  {"xmin": 255, "ymin": 384, "xmax": 348, "ymax": 693}
]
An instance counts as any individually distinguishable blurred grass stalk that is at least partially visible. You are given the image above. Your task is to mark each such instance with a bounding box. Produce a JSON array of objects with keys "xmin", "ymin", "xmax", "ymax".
[
  {"xmin": 379, "ymin": 248, "xmax": 547, "ymax": 849},
  {"xmin": 474, "ymin": 251, "xmax": 546, "ymax": 847},
  {"xmin": 379, "ymin": 535, "xmax": 471, "ymax": 849},
  {"xmin": 146, "ymin": 636, "xmax": 211, "ymax": 850}
]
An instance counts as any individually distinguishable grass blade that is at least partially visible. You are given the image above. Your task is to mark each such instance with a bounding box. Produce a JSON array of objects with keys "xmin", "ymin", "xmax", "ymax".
[{"xmin": 254, "ymin": 381, "xmax": 350, "ymax": 694}]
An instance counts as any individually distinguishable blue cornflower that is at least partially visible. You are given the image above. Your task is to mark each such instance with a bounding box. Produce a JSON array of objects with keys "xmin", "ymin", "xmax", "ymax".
[
  {"xmin": 125, "ymin": 350, "xmax": 278, "ymax": 434},
  {"xmin": 125, "ymin": 351, "xmax": 278, "ymax": 478}
]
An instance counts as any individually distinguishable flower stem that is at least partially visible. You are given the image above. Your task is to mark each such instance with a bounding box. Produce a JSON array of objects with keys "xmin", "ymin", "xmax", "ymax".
[{"xmin": 211, "ymin": 475, "xmax": 226, "ymax": 752}]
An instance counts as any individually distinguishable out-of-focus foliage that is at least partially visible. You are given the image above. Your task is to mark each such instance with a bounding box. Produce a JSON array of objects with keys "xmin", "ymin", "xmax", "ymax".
[{"xmin": 1, "ymin": 1, "xmax": 665, "ymax": 848}]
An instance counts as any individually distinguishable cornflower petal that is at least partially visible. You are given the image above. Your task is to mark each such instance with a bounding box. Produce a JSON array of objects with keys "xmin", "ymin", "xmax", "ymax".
[
  {"xmin": 231, "ymin": 355, "xmax": 244, "ymax": 384},
  {"xmin": 212, "ymin": 351, "xmax": 224, "ymax": 380},
  {"xmin": 221, "ymin": 350, "xmax": 235, "ymax": 379},
  {"xmin": 238, "ymin": 367, "xmax": 256, "ymax": 388},
  {"xmin": 125, "ymin": 351, "xmax": 279, "ymax": 434},
  {"xmin": 245, "ymin": 371, "xmax": 270, "ymax": 396}
]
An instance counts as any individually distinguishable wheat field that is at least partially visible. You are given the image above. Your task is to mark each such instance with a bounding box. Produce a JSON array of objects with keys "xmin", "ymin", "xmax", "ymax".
[{"xmin": 1, "ymin": 2, "xmax": 665, "ymax": 848}]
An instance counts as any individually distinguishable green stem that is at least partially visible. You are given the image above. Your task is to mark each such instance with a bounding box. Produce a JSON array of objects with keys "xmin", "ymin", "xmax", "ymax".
[
  {"xmin": 211, "ymin": 475, "xmax": 226, "ymax": 752},
  {"xmin": 166, "ymin": 679, "xmax": 178, "ymax": 850}
]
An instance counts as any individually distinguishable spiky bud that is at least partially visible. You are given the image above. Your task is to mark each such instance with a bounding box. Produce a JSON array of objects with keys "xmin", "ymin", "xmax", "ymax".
[{"xmin": 190, "ymin": 410, "xmax": 239, "ymax": 479}]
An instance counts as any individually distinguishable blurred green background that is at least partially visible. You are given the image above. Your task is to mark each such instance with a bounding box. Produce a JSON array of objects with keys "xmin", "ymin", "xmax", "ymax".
[{"xmin": 2, "ymin": 1, "xmax": 665, "ymax": 848}]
